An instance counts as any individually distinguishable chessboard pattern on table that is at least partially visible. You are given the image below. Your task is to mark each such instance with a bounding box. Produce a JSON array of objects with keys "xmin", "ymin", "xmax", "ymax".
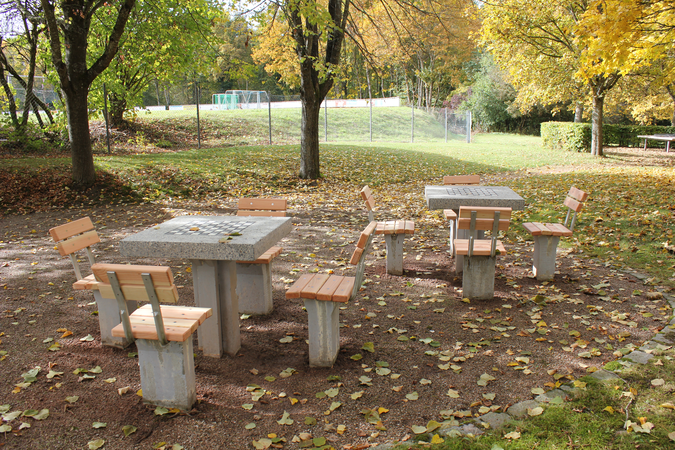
[
  {"xmin": 166, "ymin": 220, "xmax": 255, "ymax": 236},
  {"xmin": 447, "ymin": 187, "xmax": 499, "ymax": 197}
]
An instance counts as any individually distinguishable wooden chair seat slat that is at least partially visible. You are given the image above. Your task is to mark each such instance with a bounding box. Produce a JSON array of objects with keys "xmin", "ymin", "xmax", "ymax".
[
  {"xmin": 73, "ymin": 274, "xmax": 98, "ymax": 290},
  {"xmin": 454, "ymin": 239, "xmax": 506, "ymax": 256},
  {"xmin": 131, "ymin": 304, "xmax": 212, "ymax": 324},
  {"xmin": 443, "ymin": 209, "xmax": 457, "ymax": 220},
  {"xmin": 237, "ymin": 246, "xmax": 282, "ymax": 264},
  {"xmin": 300, "ymin": 274, "xmax": 331, "ymax": 299},
  {"xmin": 315, "ymin": 275, "xmax": 344, "ymax": 301},
  {"xmin": 237, "ymin": 198, "xmax": 287, "ymax": 213},
  {"xmin": 285, "ymin": 274, "xmax": 316, "ymax": 299}
]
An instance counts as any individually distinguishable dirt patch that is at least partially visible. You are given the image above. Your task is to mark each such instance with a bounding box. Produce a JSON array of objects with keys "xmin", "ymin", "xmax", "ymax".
[{"xmin": 0, "ymin": 194, "xmax": 670, "ymax": 449}]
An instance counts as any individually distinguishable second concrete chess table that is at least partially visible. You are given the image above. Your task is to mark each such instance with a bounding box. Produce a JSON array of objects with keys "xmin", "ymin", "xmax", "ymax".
[
  {"xmin": 425, "ymin": 185, "xmax": 525, "ymax": 273},
  {"xmin": 120, "ymin": 215, "xmax": 293, "ymax": 357}
]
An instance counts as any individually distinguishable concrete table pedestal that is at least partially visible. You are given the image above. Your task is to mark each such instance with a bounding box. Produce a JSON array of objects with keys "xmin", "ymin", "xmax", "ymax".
[
  {"xmin": 236, "ymin": 262, "xmax": 274, "ymax": 315},
  {"xmin": 462, "ymin": 255, "xmax": 497, "ymax": 300},
  {"xmin": 136, "ymin": 338, "xmax": 196, "ymax": 411},
  {"xmin": 532, "ymin": 235, "xmax": 561, "ymax": 281}
]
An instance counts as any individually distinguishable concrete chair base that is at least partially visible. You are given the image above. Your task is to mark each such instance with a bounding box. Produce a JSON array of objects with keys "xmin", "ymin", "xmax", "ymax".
[
  {"xmin": 304, "ymin": 299, "xmax": 340, "ymax": 368},
  {"xmin": 532, "ymin": 235, "xmax": 561, "ymax": 281},
  {"xmin": 93, "ymin": 290, "xmax": 136, "ymax": 349},
  {"xmin": 455, "ymin": 230, "xmax": 485, "ymax": 274},
  {"xmin": 384, "ymin": 234, "xmax": 405, "ymax": 275},
  {"xmin": 136, "ymin": 338, "xmax": 197, "ymax": 411},
  {"xmin": 462, "ymin": 255, "xmax": 497, "ymax": 300},
  {"xmin": 236, "ymin": 262, "xmax": 273, "ymax": 315}
]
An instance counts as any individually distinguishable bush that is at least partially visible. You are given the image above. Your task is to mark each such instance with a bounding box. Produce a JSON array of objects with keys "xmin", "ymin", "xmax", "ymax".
[
  {"xmin": 541, "ymin": 122, "xmax": 591, "ymax": 152},
  {"xmin": 541, "ymin": 122, "xmax": 675, "ymax": 152}
]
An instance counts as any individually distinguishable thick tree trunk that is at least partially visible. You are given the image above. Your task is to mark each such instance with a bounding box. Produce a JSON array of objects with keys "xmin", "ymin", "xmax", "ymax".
[
  {"xmin": 300, "ymin": 95, "xmax": 321, "ymax": 179},
  {"xmin": 109, "ymin": 93, "xmax": 127, "ymax": 128},
  {"xmin": 666, "ymin": 85, "xmax": 675, "ymax": 126},
  {"xmin": 591, "ymin": 95, "xmax": 604, "ymax": 157},
  {"xmin": 65, "ymin": 88, "xmax": 96, "ymax": 185},
  {"xmin": 574, "ymin": 103, "xmax": 584, "ymax": 123}
]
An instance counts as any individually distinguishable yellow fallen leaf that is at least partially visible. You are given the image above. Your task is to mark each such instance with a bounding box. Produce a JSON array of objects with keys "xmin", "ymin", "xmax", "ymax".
[
  {"xmin": 659, "ymin": 402, "xmax": 674, "ymax": 410},
  {"xmin": 603, "ymin": 406, "xmax": 615, "ymax": 414},
  {"xmin": 430, "ymin": 434, "xmax": 444, "ymax": 444},
  {"xmin": 61, "ymin": 330, "xmax": 73, "ymax": 338},
  {"xmin": 378, "ymin": 407, "xmax": 389, "ymax": 414}
]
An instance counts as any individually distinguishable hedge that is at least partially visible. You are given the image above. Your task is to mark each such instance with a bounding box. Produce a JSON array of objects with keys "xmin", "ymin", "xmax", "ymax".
[{"xmin": 541, "ymin": 122, "xmax": 675, "ymax": 152}]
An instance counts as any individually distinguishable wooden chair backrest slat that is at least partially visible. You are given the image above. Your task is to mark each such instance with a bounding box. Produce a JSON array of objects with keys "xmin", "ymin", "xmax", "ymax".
[
  {"xmin": 350, "ymin": 221, "xmax": 377, "ymax": 298},
  {"xmin": 49, "ymin": 217, "xmax": 95, "ymax": 241},
  {"xmin": 457, "ymin": 206, "xmax": 512, "ymax": 232},
  {"xmin": 360, "ymin": 186, "xmax": 376, "ymax": 211},
  {"xmin": 56, "ymin": 230, "xmax": 101, "ymax": 257},
  {"xmin": 563, "ymin": 196, "xmax": 583, "ymax": 213},
  {"xmin": 92, "ymin": 263, "xmax": 174, "ymax": 287},
  {"xmin": 443, "ymin": 175, "xmax": 480, "ymax": 185},
  {"xmin": 568, "ymin": 186, "xmax": 589, "ymax": 203},
  {"xmin": 237, "ymin": 198, "xmax": 287, "ymax": 216},
  {"xmin": 236, "ymin": 210, "xmax": 286, "ymax": 217},
  {"xmin": 563, "ymin": 187, "xmax": 589, "ymax": 232}
]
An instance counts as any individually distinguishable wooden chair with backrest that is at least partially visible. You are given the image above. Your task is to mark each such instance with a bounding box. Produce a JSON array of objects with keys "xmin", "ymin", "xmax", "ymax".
[
  {"xmin": 286, "ymin": 222, "xmax": 377, "ymax": 367},
  {"xmin": 454, "ymin": 206, "xmax": 512, "ymax": 300},
  {"xmin": 235, "ymin": 198, "xmax": 287, "ymax": 315},
  {"xmin": 49, "ymin": 217, "xmax": 134, "ymax": 348},
  {"xmin": 92, "ymin": 263, "xmax": 212, "ymax": 411},
  {"xmin": 441, "ymin": 175, "xmax": 481, "ymax": 255},
  {"xmin": 522, "ymin": 187, "xmax": 589, "ymax": 281},
  {"xmin": 359, "ymin": 186, "xmax": 414, "ymax": 276}
]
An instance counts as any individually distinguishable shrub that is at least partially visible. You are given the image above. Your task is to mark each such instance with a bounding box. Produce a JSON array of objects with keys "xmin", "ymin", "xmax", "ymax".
[{"xmin": 541, "ymin": 122, "xmax": 591, "ymax": 152}]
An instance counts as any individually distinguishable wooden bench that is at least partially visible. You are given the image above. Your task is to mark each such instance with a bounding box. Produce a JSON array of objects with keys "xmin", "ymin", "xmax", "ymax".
[
  {"xmin": 286, "ymin": 222, "xmax": 376, "ymax": 367},
  {"xmin": 92, "ymin": 263, "xmax": 212, "ymax": 411},
  {"xmin": 235, "ymin": 198, "xmax": 287, "ymax": 315},
  {"xmin": 49, "ymin": 217, "xmax": 135, "ymax": 348},
  {"xmin": 360, "ymin": 186, "xmax": 414, "ymax": 275},
  {"xmin": 442, "ymin": 175, "xmax": 480, "ymax": 255},
  {"xmin": 522, "ymin": 187, "xmax": 589, "ymax": 280},
  {"xmin": 454, "ymin": 206, "xmax": 511, "ymax": 300}
]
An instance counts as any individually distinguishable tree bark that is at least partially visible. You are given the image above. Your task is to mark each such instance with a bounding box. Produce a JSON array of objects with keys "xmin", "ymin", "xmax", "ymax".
[
  {"xmin": 287, "ymin": 0, "xmax": 349, "ymax": 179},
  {"xmin": 666, "ymin": 84, "xmax": 675, "ymax": 126},
  {"xmin": 591, "ymin": 95, "xmax": 604, "ymax": 157},
  {"xmin": 65, "ymin": 88, "xmax": 96, "ymax": 184},
  {"xmin": 41, "ymin": 0, "xmax": 136, "ymax": 186},
  {"xmin": 574, "ymin": 103, "xmax": 584, "ymax": 123}
]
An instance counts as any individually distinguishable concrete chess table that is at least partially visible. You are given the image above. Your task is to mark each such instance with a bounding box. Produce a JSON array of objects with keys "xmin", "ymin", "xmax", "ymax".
[
  {"xmin": 425, "ymin": 185, "xmax": 525, "ymax": 273},
  {"xmin": 120, "ymin": 215, "xmax": 293, "ymax": 357},
  {"xmin": 425, "ymin": 185, "xmax": 525, "ymax": 211}
]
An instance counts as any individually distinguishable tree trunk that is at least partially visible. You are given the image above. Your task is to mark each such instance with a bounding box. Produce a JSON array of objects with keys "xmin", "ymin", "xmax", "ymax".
[
  {"xmin": 109, "ymin": 92, "xmax": 127, "ymax": 128},
  {"xmin": 590, "ymin": 95, "xmax": 604, "ymax": 157},
  {"xmin": 666, "ymin": 84, "xmax": 675, "ymax": 126},
  {"xmin": 65, "ymin": 88, "xmax": 96, "ymax": 185},
  {"xmin": 574, "ymin": 103, "xmax": 584, "ymax": 123},
  {"xmin": 300, "ymin": 94, "xmax": 321, "ymax": 179}
]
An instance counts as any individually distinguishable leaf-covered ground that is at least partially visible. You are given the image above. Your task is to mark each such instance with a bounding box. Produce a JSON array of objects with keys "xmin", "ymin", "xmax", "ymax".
[{"xmin": 1, "ymin": 143, "xmax": 674, "ymax": 449}]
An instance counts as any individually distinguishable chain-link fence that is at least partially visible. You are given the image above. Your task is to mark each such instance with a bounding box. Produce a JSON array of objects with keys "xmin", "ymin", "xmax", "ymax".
[{"xmin": 133, "ymin": 89, "xmax": 471, "ymax": 147}]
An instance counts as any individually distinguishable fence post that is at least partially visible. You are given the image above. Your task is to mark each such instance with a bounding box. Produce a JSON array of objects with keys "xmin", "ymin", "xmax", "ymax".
[
  {"xmin": 268, "ymin": 92, "xmax": 272, "ymax": 145},
  {"xmin": 466, "ymin": 110, "xmax": 471, "ymax": 144},
  {"xmin": 411, "ymin": 102, "xmax": 414, "ymax": 144},
  {"xmin": 103, "ymin": 83, "xmax": 111, "ymax": 154},
  {"xmin": 196, "ymin": 82, "xmax": 201, "ymax": 149},
  {"xmin": 445, "ymin": 107, "xmax": 448, "ymax": 143},
  {"xmin": 324, "ymin": 98, "xmax": 328, "ymax": 143}
]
